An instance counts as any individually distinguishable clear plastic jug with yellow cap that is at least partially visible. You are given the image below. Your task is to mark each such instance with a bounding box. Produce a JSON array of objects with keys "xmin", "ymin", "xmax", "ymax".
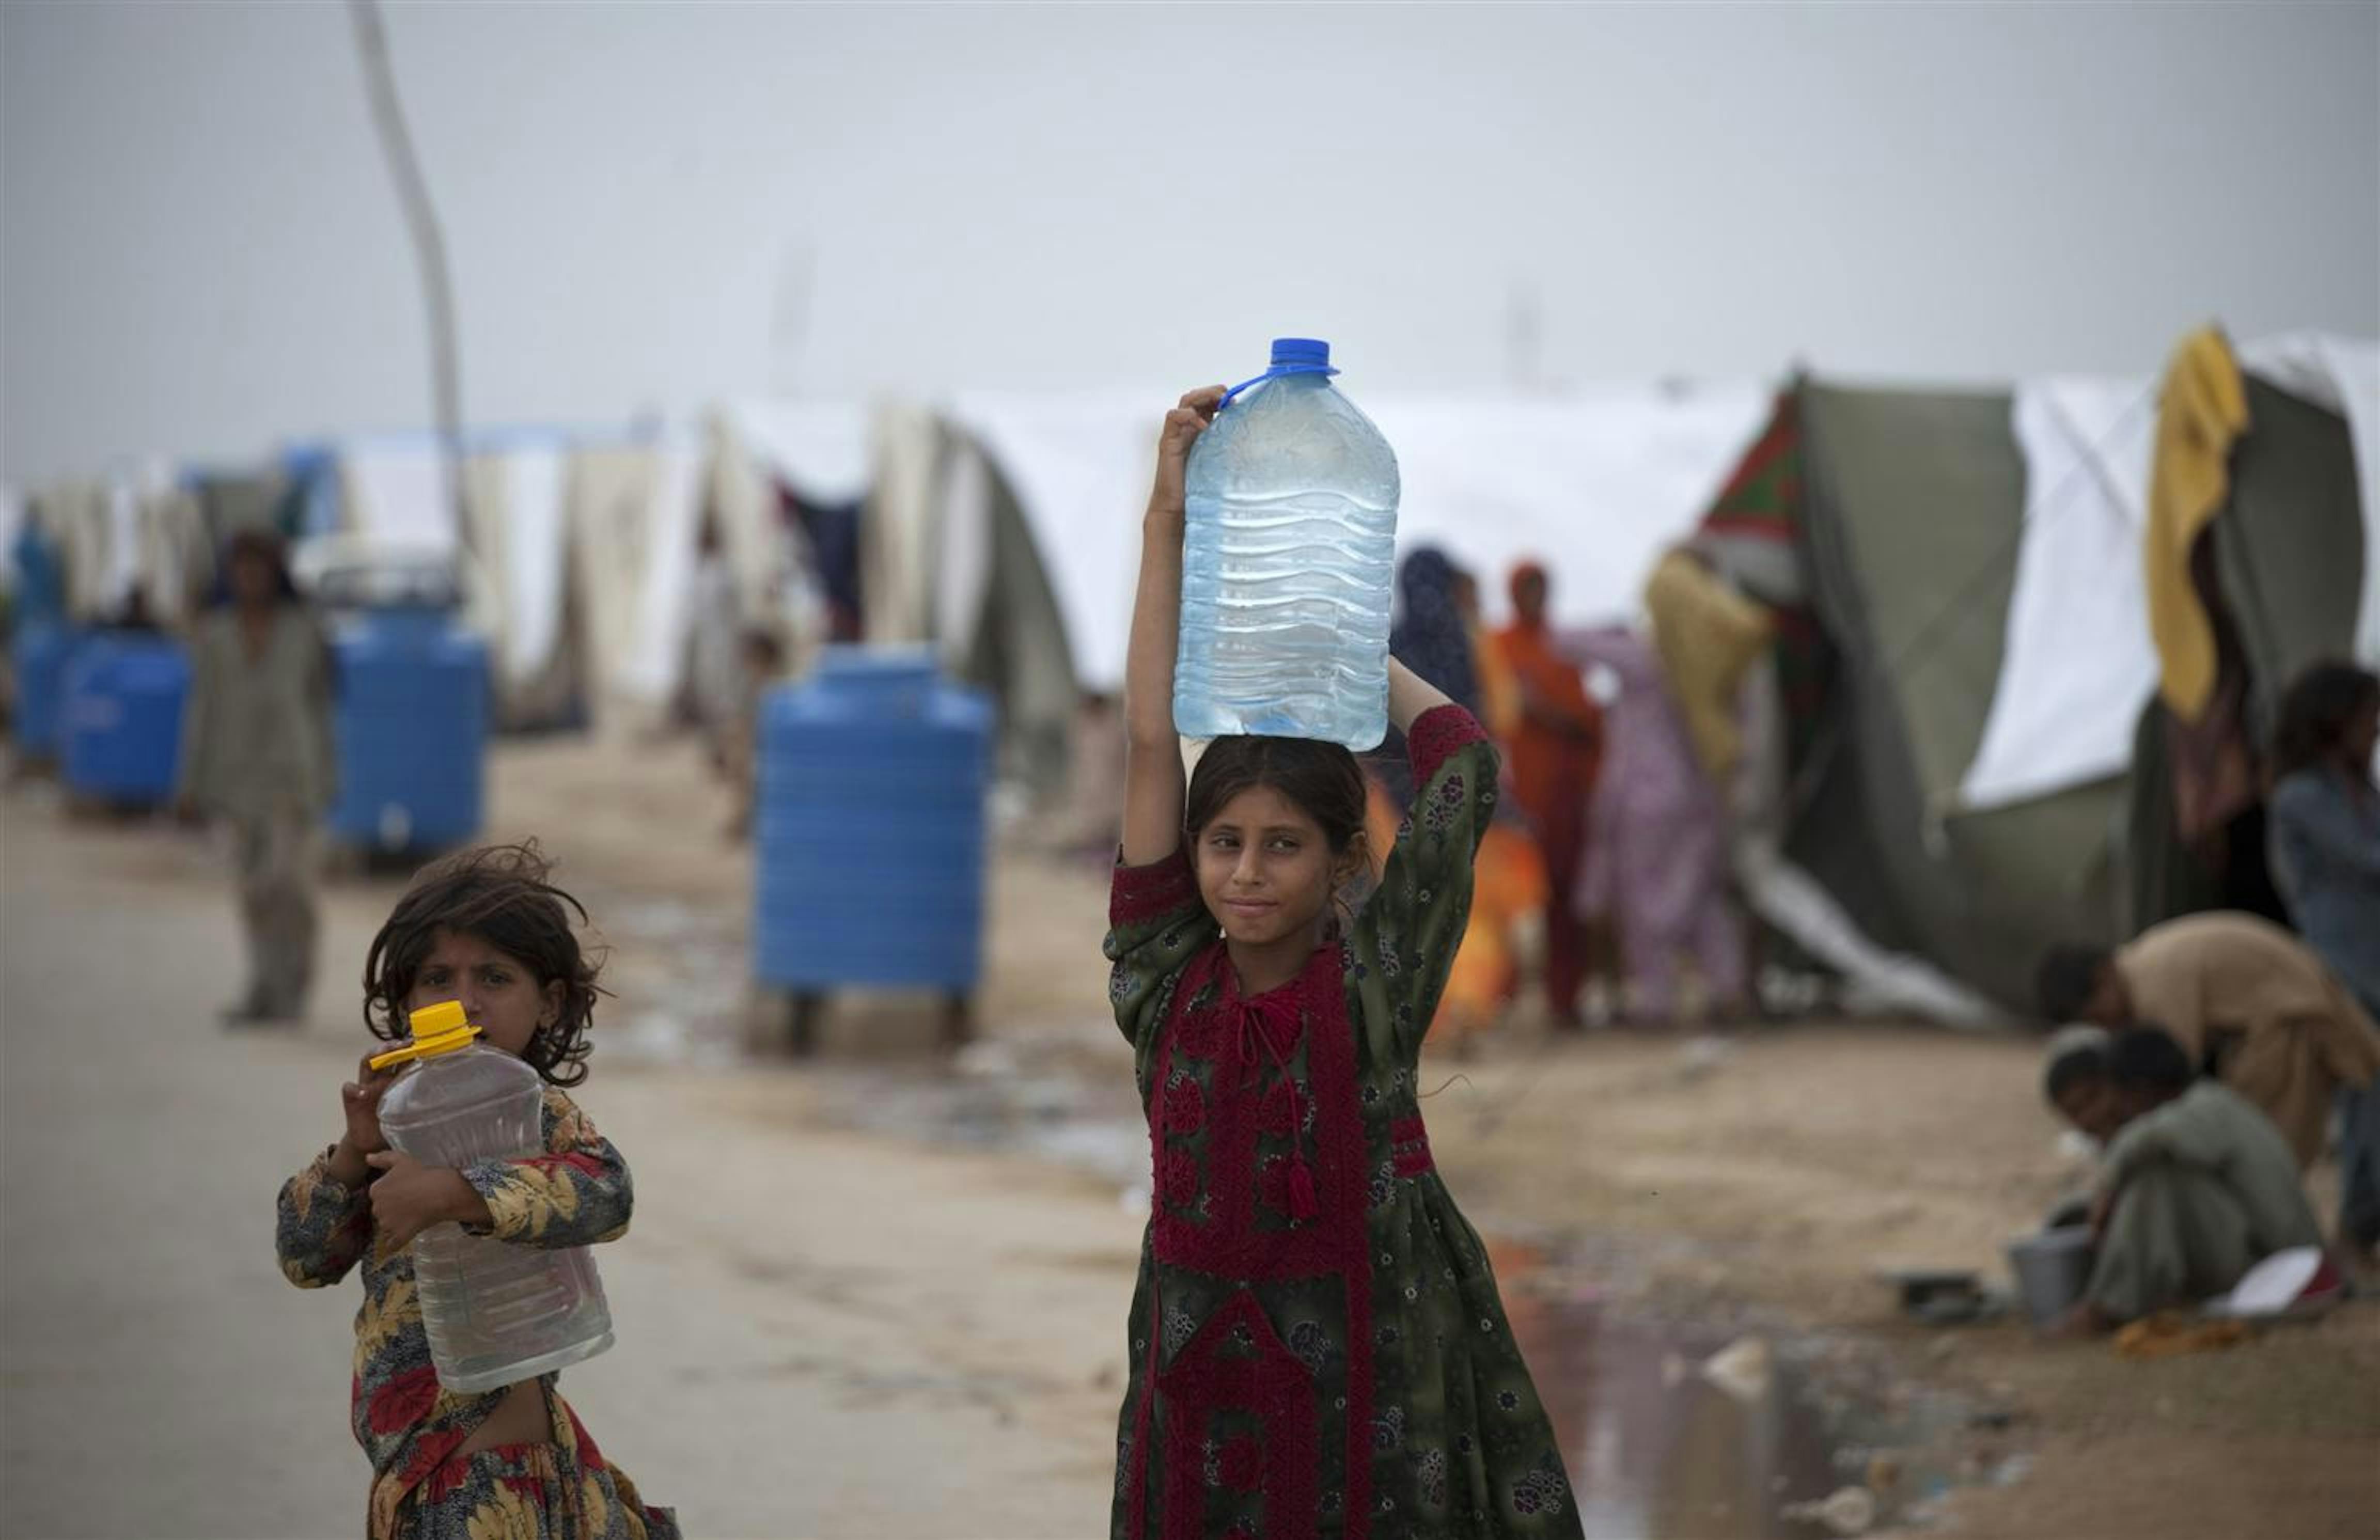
[{"xmin": 372, "ymin": 1000, "xmax": 614, "ymax": 1392}]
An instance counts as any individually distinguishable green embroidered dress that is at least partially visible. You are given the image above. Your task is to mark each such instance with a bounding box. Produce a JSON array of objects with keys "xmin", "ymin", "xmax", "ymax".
[{"xmin": 1105, "ymin": 704, "xmax": 1580, "ymax": 1538}]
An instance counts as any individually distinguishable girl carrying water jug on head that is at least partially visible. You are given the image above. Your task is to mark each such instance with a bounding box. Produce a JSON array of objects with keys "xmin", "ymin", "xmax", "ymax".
[
  {"xmin": 274, "ymin": 842, "xmax": 676, "ymax": 1540},
  {"xmin": 1106, "ymin": 384, "xmax": 1582, "ymax": 1536}
]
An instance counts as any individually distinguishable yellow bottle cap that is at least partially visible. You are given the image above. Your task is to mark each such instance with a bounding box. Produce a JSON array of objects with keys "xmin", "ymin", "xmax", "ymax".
[{"xmin": 367, "ymin": 999, "xmax": 483, "ymax": 1071}]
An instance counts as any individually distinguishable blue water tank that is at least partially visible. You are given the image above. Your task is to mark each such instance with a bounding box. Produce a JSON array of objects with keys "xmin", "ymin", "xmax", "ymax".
[
  {"xmin": 329, "ymin": 607, "xmax": 488, "ymax": 851},
  {"xmin": 11, "ymin": 620, "xmax": 80, "ymax": 759},
  {"xmin": 60, "ymin": 633, "xmax": 189, "ymax": 804},
  {"xmin": 753, "ymin": 648, "xmax": 993, "ymax": 992}
]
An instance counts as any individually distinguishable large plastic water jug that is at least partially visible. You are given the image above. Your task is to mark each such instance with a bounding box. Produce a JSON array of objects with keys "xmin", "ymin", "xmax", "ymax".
[
  {"xmin": 1174, "ymin": 338, "xmax": 1399, "ymax": 749},
  {"xmin": 373, "ymin": 1001, "xmax": 613, "ymax": 1392}
]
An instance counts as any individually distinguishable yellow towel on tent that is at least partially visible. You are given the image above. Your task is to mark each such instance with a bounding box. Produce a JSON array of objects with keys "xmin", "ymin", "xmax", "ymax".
[
  {"xmin": 1644, "ymin": 548, "xmax": 1774, "ymax": 784},
  {"xmin": 2144, "ymin": 327, "xmax": 2251, "ymax": 720}
]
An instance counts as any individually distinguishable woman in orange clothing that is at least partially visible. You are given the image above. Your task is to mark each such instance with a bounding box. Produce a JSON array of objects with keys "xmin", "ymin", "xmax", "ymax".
[
  {"xmin": 1493, "ymin": 561, "xmax": 1604, "ymax": 1027},
  {"xmin": 1368, "ymin": 552, "xmax": 1548, "ymax": 1052}
]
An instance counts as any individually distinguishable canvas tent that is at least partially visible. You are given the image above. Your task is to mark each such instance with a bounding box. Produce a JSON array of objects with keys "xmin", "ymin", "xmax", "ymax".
[
  {"xmin": 2120, "ymin": 366, "xmax": 2372, "ymax": 932},
  {"xmin": 1757, "ymin": 336, "xmax": 2375, "ymax": 1014},
  {"xmin": 304, "ymin": 411, "xmax": 869, "ymax": 733}
]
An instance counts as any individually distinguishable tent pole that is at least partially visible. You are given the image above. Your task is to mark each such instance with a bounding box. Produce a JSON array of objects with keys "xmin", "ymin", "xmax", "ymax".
[{"xmin": 348, "ymin": 0, "xmax": 468, "ymax": 553}]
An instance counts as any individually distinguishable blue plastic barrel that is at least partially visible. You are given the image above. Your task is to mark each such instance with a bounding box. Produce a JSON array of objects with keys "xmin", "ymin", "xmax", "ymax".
[
  {"xmin": 60, "ymin": 632, "xmax": 190, "ymax": 804},
  {"xmin": 753, "ymin": 648, "xmax": 993, "ymax": 992},
  {"xmin": 328, "ymin": 607, "xmax": 488, "ymax": 851},
  {"xmin": 11, "ymin": 619, "xmax": 80, "ymax": 760}
]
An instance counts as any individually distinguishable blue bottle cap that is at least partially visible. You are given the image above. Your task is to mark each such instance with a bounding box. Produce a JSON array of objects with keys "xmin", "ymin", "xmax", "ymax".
[{"xmin": 1270, "ymin": 337, "xmax": 1332, "ymax": 369}]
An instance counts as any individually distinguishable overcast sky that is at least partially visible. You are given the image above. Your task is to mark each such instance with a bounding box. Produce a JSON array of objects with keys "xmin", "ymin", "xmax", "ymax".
[{"xmin": 4, "ymin": 1, "xmax": 2375, "ymax": 484}]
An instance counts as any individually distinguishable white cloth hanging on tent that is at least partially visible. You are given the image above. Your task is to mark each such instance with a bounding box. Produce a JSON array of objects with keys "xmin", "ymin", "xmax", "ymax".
[
  {"xmin": 564, "ymin": 435, "xmax": 705, "ymax": 722},
  {"xmin": 865, "ymin": 402, "xmax": 949, "ymax": 648},
  {"xmin": 932, "ymin": 436, "xmax": 994, "ymax": 666},
  {"xmin": 2235, "ymin": 333, "xmax": 2380, "ymax": 664},
  {"xmin": 1964, "ymin": 333, "xmax": 2379, "ymax": 813},
  {"xmin": 459, "ymin": 442, "xmax": 571, "ymax": 692},
  {"xmin": 338, "ymin": 438, "xmax": 459, "ymax": 553},
  {"xmin": 497, "ymin": 446, "xmax": 569, "ymax": 689},
  {"xmin": 623, "ymin": 442, "xmax": 707, "ymax": 708},
  {"xmin": 1961, "ymin": 378, "xmax": 2159, "ymax": 811}
]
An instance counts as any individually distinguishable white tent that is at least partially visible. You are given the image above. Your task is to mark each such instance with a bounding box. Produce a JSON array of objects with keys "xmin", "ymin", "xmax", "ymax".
[{"xmin": 940, "ymin": 383, "xmax": 1776, "ymax": 693}]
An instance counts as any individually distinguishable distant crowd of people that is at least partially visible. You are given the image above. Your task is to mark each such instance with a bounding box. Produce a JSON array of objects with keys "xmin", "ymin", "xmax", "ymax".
[{"xmin": 1367, "ymin": 545, "xmax": 1764, "ymax": 1050}]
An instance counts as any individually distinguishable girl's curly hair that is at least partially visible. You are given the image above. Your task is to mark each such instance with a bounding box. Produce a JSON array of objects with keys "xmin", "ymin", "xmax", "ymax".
[{"xmin": 362, "ymin": 841, "xmax": 608, "ymax": 1087}]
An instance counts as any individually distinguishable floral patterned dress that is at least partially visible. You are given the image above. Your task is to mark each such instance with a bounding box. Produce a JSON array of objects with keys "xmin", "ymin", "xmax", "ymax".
[
  {"xmin": 276, "ymin": 1086, "xmax": 679, "ymax": 1540},
  {"xmin": 1105, "ymin": 705, "xmax": 1582, "ymax": 1539}
]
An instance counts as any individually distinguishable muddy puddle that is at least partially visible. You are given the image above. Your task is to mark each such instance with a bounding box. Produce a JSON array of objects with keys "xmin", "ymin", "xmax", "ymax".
[{"xmin": 1507, "ymin": 1287, "xmax": 1968, "ymax": 1538}]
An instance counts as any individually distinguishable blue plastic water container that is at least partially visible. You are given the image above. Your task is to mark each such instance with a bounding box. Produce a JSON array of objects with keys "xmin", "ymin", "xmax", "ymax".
[
  {"xmin": 11, "ymin": 619, "xmax": 80, "ymax": 759},
  {"xmin": 60, "ymin": 632, "xmax": 189, "ymax": 804},
  {"xmin": 753, "ymin": 648, "xmax": 993, "ymax": 992},
  {"xmin": 328, "ymin": 607, "xmax": 488, "ymax": 851}
]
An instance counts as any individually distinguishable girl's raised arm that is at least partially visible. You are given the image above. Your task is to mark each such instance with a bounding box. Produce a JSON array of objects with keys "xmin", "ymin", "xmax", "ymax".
[
  {"xmin": 1121, "ymin": 387, "xmax": 1224, "ymax": 867},
  {"xmin": 1387, "ymin": 655, "xmax": 1458, "ymax": 735}
]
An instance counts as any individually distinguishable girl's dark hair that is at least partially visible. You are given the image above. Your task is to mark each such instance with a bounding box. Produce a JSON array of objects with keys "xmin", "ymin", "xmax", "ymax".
[
  {"xmin": 2271, "ymin": 659, "xmax": 2379, "ymax": 783},
  {"xmin": 1185, "ymin": 735, "xmax": 1371, "ymax": 861},
  {"xmin": 362, "ymin": 841, "xmax": 608, "ymax": 1087}
]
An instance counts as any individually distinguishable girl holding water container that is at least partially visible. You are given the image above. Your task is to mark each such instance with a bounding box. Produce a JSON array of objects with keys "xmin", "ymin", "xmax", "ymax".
[
  {"xmin": 274, "ymin": 843, "xmax": 675, "ymax": 1539},
  {"xmin": 1105, "ymin": 387, "xmax": 1580, "ymax": 1536}
]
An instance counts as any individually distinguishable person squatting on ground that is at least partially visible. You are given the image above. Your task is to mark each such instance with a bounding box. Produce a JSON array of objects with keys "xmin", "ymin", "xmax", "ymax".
[
  {"xmin": 1103, "ymin": 388, "xmax": 1582, "ymax": 1537},
  {"xmin": 2043, "ymin": 1024, "xmax": 2324, "ymax": 1332},
  {"xmin": 2034, "ymin": 909, "xmax": 2380, "ymax": 1175},
  {"xmin": 274, "ymin": 843, "xmax": 677, "ymax": 1539},
  {"xmin": 175, "ymin": 527, "xmax": 336, "ymax": 1025},
  {"xmin": 2264, "ymin": 658, "xmax": 2380, "ymax": 1253}
]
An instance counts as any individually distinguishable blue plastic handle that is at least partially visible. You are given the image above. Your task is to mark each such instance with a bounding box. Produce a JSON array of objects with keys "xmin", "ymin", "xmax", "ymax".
[{"xmin": 1219, "ymin": 360, "xmax": 1340, "ymax": 408}]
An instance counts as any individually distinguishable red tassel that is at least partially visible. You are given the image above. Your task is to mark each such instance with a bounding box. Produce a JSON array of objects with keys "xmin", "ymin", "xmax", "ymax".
[{"xmin": 1288, "ymin": 1159, "xmax": 1319, "ymax": 1221}]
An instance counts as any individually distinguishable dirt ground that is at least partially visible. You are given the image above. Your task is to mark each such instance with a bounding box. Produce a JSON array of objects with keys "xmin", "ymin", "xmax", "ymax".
[{"xmin": 7, "ymin": 729, "xmax": 2375, "ymax": 1538}]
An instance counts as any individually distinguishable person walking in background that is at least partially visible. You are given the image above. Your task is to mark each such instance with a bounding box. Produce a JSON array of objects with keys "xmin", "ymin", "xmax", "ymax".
[
  {"xmin": 715, "ymin": 624, "xmax": 786, "ymax": 842},
  {"xmin": 1564, "ymin": 625, "xmax": 1746, "ymax": 1027},
  {"xmin": 1454, "ymin": 565, "xmax": 1520, "ymax": 738},
  {"xmin": 2035, "ymin": 909, "xmax": 2380, "ymax": 1172},
  {"xmin": 1492, "ymin": 561, "xmax": 1603, "ymax": 1027},
  {"xmin": 176, "ymin": 528, "xmax": 337, "ymax": 1025},
  {"xmin": 2266, "ymin": 659, "xmax": 2380, "ymax": 1253}
]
